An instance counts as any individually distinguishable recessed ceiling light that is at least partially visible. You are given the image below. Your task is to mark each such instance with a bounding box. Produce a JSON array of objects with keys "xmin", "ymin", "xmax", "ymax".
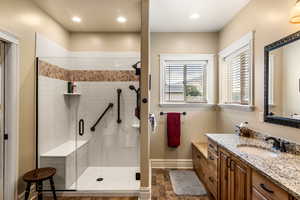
[
  {"xmin": 72, "ymin": 16, "xmax": 81, "ymax": 23},
  {"xmin": 189, "ymin": 13, "xmax": 200, "ymax": 19},
  {"xmin": 117, "ymin": 16, "xmax": 127, "ymax": 23}
]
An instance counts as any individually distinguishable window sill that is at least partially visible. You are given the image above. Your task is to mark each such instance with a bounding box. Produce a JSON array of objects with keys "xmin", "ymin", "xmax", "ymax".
[
  {"xmin": 160, "ymin": 103, "xmax": 216, "ymax": 109},
  {"xmin": 218, "ymin": 104, "xmax": 255, "ymax": 112}
]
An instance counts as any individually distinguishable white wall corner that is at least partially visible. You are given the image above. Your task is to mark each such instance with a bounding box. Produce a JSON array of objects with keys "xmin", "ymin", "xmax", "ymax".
[
  {"xmin": 151, "ymin": 159, "xmax": 193, "ymax": 169},
  {"xmin": 139, "ymin": 187, "xmax": 151, "ymax": 200}
]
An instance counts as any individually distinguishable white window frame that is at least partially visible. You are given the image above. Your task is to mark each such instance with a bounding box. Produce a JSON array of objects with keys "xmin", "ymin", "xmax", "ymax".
[
  {"xmin": 218, "ymin": 31, "xmax": 255, "ymax": 111},
  {"xmin": 160, "ymin": 54, "xmax": 215, "ymax": 107}
]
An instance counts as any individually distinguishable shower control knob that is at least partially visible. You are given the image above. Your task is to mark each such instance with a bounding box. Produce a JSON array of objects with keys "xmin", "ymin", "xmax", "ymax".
[{"xmin": 142, "ymin": 98, "xmax": 148, "ymax": 103}]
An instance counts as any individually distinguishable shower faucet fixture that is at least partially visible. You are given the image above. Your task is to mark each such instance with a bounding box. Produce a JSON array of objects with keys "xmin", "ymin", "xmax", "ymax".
[
  {"xmin": 129, "ymin": 85, "xmax": 139, "ymax": 93},
  {"xmin": 132, "ymin": 61, "xmax": 141, "ymax": 75}
]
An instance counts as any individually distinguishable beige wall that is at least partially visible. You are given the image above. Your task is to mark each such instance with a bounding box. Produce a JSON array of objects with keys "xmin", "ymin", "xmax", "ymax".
[
  {"xmin": 218, "ymin": 0, "xmax": 300, "ymax": 142},
  {"xmin": 150, "ymin": 32, "xmax": 219, "ymax": 159},
  {"xmin": 0, "ymin": 0, "xmax": 70, "ymax": 193},
  {"xmin": 69, "ymin": 32, "xmax": 140, "ymax": 51}
]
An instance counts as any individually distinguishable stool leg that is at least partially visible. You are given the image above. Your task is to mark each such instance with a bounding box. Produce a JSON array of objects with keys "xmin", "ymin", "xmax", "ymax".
[
  {"xmin": 37, "ymin": 181, "xmax": 43, "ymax": 200},
  {"xmin": 49, "ymin": 177, "xmax": 57, "ymax": 200},
  {"xmin": 24, "ymin": 182, "xmax": 31, "ymax": 200}
]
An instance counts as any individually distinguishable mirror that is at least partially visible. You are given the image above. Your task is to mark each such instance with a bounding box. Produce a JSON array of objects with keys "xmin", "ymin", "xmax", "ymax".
[{"xmin": 264, "ymin": 31, "xmax": 300, "ymax": 128}]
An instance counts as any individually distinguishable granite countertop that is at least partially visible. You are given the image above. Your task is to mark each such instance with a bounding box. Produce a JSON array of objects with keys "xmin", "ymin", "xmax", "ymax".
[{"xmin": 206, "ymin": 134, "xmax": 300, "ymax": 200}]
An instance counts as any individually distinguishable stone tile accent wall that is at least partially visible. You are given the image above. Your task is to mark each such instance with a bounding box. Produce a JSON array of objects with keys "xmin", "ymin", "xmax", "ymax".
[
  {"xmin": 38, "ymin": 60, "xmax": 138, "ymax": 82},
  {"xmin": 38, "ymin": 60, "xmax": 70, "ymax": 81},
  {"xmin": 69, "ymin": 70, "xmax": 138, "ymax": 82}
]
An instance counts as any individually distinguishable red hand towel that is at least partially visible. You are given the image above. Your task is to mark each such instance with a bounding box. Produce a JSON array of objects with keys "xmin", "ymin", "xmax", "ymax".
[{"xmin": 167, "ymin": 113, "xmax": 181, "ymax": 147}]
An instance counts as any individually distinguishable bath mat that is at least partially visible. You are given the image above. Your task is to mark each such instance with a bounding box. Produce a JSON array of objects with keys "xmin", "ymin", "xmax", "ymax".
[{"xmin": 169, "ymin": 170, "xmax": 207, "ymax": 196}]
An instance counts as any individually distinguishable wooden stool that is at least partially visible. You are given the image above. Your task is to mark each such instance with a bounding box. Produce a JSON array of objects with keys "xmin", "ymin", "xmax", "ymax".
[{"xmin": 23, "ymin": 167, "xmax": 57, "ymax": 200}]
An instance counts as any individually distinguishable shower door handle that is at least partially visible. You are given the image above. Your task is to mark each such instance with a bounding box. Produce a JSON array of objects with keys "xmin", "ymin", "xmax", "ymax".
[{"xmin": 79, "ymin": 119, "xmax": 84, "ymax": 136}]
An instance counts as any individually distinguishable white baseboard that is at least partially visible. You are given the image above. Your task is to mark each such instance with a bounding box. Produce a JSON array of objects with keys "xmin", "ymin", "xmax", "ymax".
[
  {"xmin": 18, "ymin": 185, "xmax": 36, "ymax": 200},
  {"xmin": 139, "ymin": 187, "xmax": 151, "ymax": 200},
  {"xmin": 151, "ymin": 159, "xmax": 193, "ymax": 169}
]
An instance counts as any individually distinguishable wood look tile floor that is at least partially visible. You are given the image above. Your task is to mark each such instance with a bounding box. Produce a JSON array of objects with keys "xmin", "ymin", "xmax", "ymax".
[
  {"xmin": 43, "ymin": 169, "xmax": 209, "ymax": 200},
  {"xmin": 44, "ymin": 197, "xmax": 137, "ymax": 200},
  {"xmin": 151, "ymin": 169, "xmax": 209, "ymax": 200}
]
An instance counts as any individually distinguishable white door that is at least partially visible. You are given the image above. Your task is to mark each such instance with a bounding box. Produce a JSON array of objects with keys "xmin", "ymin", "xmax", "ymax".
[{"xmin": 0, "ymin": 40, "xmax": 5, "ymax": 200}]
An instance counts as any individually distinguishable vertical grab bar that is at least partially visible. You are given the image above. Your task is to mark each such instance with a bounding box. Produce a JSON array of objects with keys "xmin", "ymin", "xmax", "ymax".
[{"xmin": 117, "ymin": 89, "xmax": 122, "ymax": 123}]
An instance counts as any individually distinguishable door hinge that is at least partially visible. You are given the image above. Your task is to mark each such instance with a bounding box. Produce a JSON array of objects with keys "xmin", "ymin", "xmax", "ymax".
[
  {"xmin": 4, "ymin": 133, "xmax": 8, "ymax": 140},
  {"xmin": 149, "ymin": 74, "xmax": 152, "ymax": 91},
  {"xmin": 135, "ymin": 172, "xmax": 141, "ymax": 180}
]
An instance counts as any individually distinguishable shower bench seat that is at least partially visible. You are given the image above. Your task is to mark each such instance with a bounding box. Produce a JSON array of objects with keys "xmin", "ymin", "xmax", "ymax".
[{"xmin": 40, "ymin": 140, "xmax": 88, "ymax": 190}]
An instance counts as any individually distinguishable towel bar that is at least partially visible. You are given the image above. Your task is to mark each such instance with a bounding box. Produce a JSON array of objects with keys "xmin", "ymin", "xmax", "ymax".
[{"xmin": 160, "ymin": 112, "xmax": 186, "ymax": 116}]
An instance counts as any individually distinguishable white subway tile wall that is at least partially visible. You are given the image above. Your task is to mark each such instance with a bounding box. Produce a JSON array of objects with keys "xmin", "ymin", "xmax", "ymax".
[
  {"xmin": 38, "ymin": 76, "xmax": 72, "ymax": 155},
  {"xmin": 76, "ymin": 81, "xmax": 140, "ymax": 167}
]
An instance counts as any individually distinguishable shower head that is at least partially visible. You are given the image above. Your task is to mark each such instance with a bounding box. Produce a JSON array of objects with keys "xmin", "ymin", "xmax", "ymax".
[
  {"xmin": 132, "ymin": 61, "xmax": 141, "ymax": 76},
  {"xmin": 132, "ymin": 61, "xmax": 140, "ymax": 70}
]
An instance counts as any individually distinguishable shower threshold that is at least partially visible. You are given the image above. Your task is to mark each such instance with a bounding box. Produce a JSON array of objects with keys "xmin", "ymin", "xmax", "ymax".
[{"xmin": 69, "ymin": 167, "xmax": 140, "ymax": 191}]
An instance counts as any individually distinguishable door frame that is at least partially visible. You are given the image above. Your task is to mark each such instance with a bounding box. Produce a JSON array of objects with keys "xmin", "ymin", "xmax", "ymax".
[
  {"xmin": 140, "ymin": 0, "xmax": 151, "ymax": 199},
  {"xmin": 0, "ymin": 29, "xmax": 20, "ymax": 200}
]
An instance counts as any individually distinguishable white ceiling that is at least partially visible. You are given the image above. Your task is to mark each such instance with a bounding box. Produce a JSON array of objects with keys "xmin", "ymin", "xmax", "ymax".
[
  {"xmin": 32, "ymin": 0, "xmax": 141, "ymax": 32},
  {"xmin": 32, "ymin": 0, "xmax": 250, "ymax": 33},
  {"xmin": 150, "ymin": 0, "xmax": 251, "ymax": 32}
]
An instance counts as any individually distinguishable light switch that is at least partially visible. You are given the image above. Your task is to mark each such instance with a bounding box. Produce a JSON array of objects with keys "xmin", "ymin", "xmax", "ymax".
[{"xmin": 258, "ymin": 112, "xmax": 264, "ymax": 122}]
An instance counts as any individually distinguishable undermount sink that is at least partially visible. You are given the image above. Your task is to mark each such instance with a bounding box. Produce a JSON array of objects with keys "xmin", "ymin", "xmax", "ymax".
[{"xmin": 237, "ymin": 145, "xmax": 279, "ymax": 159}]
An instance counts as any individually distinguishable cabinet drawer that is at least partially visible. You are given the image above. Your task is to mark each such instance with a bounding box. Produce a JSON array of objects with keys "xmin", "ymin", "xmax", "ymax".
[
  {"xmin": 192, "ymin": 146, "xmax": 207, "ymax": 180},
  {"xmin": 252, "ymin": 171, "xmax": 289, "ymax": 200},
  {"xmin": 208, "ymin": 139, "xmax": 218, "ymax": 154},
  {"xmin": 207, "ymin": 150, "xmax": 218, "ymax": 169}
]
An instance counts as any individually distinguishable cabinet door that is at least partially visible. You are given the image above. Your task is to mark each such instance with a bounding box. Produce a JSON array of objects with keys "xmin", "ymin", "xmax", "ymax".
[
  {"xmin": 229, "ymin": 159, "xmax": 250, "ymax": 200},
  {"xmin": 219, "ymin": 150, "xmax": 230, "ymax": 200}
]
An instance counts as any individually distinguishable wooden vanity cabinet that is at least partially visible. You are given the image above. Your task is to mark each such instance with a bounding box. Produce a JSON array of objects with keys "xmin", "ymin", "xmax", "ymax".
[
  {"xmin": 252, "ymin": 187, "xmax": 268, "ymax": 200},
  {"xmin": 193, "ymin": 139, "xmax": 297, "ymax": 200},
  {"xmin": 192, "ymin": 143, "xmax": 218, "ymax": 200},
  {"xmin": 219, "ymin": 149, "xmax": 230, "ymax": 200},
  {"xmin": 219, "ymin": 147, "xmax": 251, "ymax": 200}
]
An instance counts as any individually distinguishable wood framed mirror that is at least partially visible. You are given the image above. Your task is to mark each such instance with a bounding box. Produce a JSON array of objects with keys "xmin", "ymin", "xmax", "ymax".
[{"xmin": 264, "ymin": 31, "xmax": 300, "ymax": 128}]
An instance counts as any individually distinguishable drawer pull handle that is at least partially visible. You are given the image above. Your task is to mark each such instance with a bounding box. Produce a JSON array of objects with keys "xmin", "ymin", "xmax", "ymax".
[
  {"xmin": 209, "ymin": 156, "xmax": 215, "ymax": 161},
  {"xmin": 209, "ymin": 177, "xmax": 214, "ymax": 183},
  {"xmin": 260, "ymin": 184, "xmax": 274, "ymax": 194}
]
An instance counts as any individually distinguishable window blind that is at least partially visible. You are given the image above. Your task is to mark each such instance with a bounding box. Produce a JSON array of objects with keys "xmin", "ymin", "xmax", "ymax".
[
  {"xmin": 224, "ymin": 45, "xmax": 250, "ymax": 105},
  {"xmin": 164, "ymin": 64, "xmax": 185, "ymax": 101},
  {"xmin": 164, "ymin": 61, "xmax": 208, "ymax": 103}
]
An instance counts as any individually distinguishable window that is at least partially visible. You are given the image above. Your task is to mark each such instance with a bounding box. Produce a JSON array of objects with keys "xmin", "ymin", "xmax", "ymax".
[
  {"xmin": 219, "ymin": 32, "xmax": 254, "ymax": 109},
  {"xmin": 160, "ymin": 54, "xmax": 215, "ymax": 105}
]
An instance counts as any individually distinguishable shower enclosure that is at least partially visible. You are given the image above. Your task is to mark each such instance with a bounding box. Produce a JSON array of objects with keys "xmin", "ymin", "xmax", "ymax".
[{"xmin": 36, "ymin": 54, "xmax": 141, "ymax": 193}]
